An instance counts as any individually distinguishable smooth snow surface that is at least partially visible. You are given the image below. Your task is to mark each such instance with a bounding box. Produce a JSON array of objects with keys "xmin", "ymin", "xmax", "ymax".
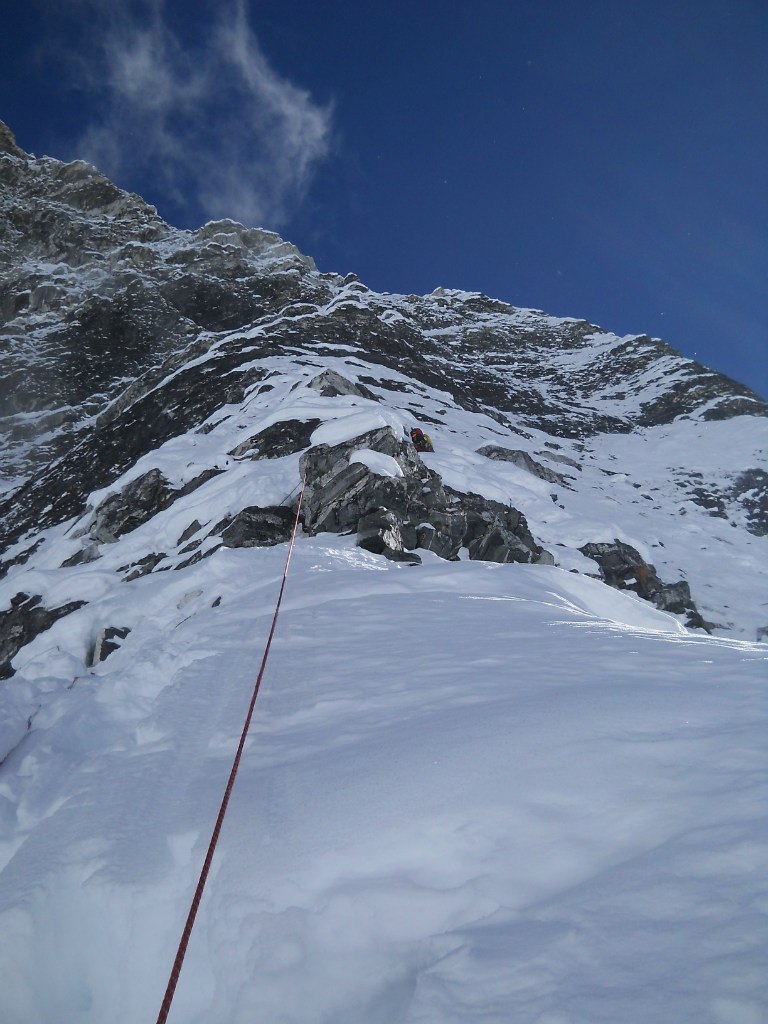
[
  {"xmin": 349, "ymin": 449, "xmax": 405, "ymax": 478},
  {"xmin": 1, "ymin": 353, "xmax": 766, "ymax": 1023},
  {"xmin": 0, "ymin": 538, "xmax": 765, "ymax": 1023}
]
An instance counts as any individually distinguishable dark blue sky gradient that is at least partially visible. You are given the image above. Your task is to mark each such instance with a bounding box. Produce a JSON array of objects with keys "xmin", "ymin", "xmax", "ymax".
[{"xmin": 2, "ymin": 1, "xmax": 766, "ymax": 396}]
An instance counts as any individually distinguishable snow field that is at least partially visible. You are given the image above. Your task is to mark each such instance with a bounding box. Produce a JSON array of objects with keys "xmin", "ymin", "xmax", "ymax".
[
  {"xmin": 0, "ymin": 538, "xmax": 765, "ymax": 1023},
  {"xmin": 0, "ymin": 351, "xmax": 766, "ymax": 1022}
]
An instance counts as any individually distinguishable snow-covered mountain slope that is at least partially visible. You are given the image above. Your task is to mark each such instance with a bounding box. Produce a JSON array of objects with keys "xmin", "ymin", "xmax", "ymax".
[
  {"xmin": 1, "ymin": 539, "xmax": 766, "ymax": 1023},
  {"xmin": 2, "ymin": 117, "xmax": 766, "ymax": 528},
  {"xmin": 0, "ymin": 119, "xmax": 767, "ymax": 1022}
]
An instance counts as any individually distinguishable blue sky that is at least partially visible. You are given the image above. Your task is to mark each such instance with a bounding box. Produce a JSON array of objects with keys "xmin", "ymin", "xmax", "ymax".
[{"xmin": 2, "ymin": 0, "xmax": 766, "ymax": 396}]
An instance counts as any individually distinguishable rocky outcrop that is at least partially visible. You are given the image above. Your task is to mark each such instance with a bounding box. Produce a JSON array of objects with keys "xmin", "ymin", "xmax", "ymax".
[
  {"xmin": 0, "ymin": 121, "xmax": 24, "ymax": 158},
  {"xmin": 357, "ymin": 510, "xmax": 422, "ymax": 564},
  {"xmin": 0, "ymin": 341, "xmax": 251, "ymax": 556},
  {"xmin": 78, "ymin": 469, "xmax": 174, "ymax": 544},
  {"xmin": 70, "ymin": 467, "xmax": 223, "ymax": 549},
  {"xmin": 307, "ymin": 370, "xmax": 377, "ymax": 401},
  {"xmin": 733, "ymin": 469, "xmax": 768, "ymax": 536},
  {"xmin": 454, "ymin": 489, "xmax": 553, "ymax": 564},
  {"xmin": 229, "ymin": 418, "xmax": 322, "ymax": 460},
  {"xmin": 579, "ymin": 540, "xmax": 711, "ymax": 631},
  {"xmin": 219, "ymin": 506, "xmax": 296, "ymax": 548},
  {"xmin": 299, "ymin": 426, "xmax": 436, "ymax": 534},
  {"xmin": 477, "ymin": 445, "xmax": 569, "ymax": 486},
  {"xmin": 299, "ymin": 427, "xmax": 549, "ymax": 566},
  {"xmin": 0, "ymin": 593, "xmax": 87, "ymax": 679},
  {"xmin": 90, "ymin": 626, "xmax": 131, "ymax": 666}
]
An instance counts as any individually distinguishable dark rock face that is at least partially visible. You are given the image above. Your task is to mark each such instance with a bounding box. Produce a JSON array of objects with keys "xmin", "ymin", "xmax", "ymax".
[
  {"xmin": 55, "ymin": 468, "xmax": 224, "ymax": 563},
  {"xmin": 219, "ymin": 506, "xmax": 296, "ymax": 548},
  {"xmin": 298, "ymin": 427, "xmax": 547, "ymax": 567},
  {"xmin": 449, "ymin": 488, "xmax": 545, "ymax": 564},
  {"xmin": 307, "ymin": 370, "xmax": 377, "ymax": 401},
  {"xmin": 580, "ymin": 540, "xmax": 711, "ymax": 631},
  {"xmin": 1, "ymin": 593, "xmax": 87, "ymax": 679},
  {"xmin": 0, "ymin": 337, "xmax": 248, "ymax": 553},
  {"xmin": 0, "ymin": 122, "xmax": 24, "ymax": 158},
  {"xmin": 357, "ymin": 510, "xmax": 422, "ymax": 564},
  {"xmin": 79, "ymin": 469, "xmax": 174, "ymax": 544},
  {"xmin": 177, "ymin": 520, "xmax": 202, "ymax": 545},
  {"xmin": 0, "ymin": 121, "xmax": 326, "ymax": 494},
  {"xmin": 299, "ymin": 426, "xmax": 423, "ymax": 534},
  {"xmin": 733, "ymin": 469, "xmax": 768, "ymax": 536},
  {"xmin": 230, "ymin": 418, "xmax": 322, "ymax": 460},
  {"xmin": 416, "ymin": 511, "xmax": 465, "ymax": 560},
  {"xmin": 477, "ymin": 445, "xmax": 569, "ymax": 486},
  {"xmin": 468, "ymin": 525, "xmax": 531, "ymax": 563},
  {"xmin": 90, "ymin": 626, "xmax": 131, "ymax": 666},
  {"xmin": 632, "ymin": 350, "xmax": 764, "ymax": 426}
]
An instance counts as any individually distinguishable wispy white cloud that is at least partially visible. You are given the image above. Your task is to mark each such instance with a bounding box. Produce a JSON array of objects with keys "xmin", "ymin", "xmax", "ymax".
[{"xmin": 74, "ymin": 0, "xmax": 333, "ymax": 228}]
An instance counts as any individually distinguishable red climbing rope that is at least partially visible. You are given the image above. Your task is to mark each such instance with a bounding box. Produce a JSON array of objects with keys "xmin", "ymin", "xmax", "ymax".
[{"xmin": 155, "ymin": 477, "xmax": 306, "ymax": 1024}]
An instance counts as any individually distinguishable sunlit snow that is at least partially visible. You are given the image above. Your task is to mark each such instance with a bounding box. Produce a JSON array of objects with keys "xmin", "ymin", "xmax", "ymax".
[
  {"xmin": 0, "ymin": 540, "xmax": 765, "ymax": 1023},
  {"xmin": 0, "ymin": 357, "xmax": 766, "ymax": 1023}
]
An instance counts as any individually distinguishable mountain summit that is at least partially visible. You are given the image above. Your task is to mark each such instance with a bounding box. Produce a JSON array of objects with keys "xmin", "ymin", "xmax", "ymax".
[{"xmin": 0, "ymin": 121, "xmax": 766, "ymax": 1022}]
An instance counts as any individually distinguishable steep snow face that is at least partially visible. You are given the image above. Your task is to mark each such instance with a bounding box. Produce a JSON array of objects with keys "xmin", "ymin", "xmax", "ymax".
[{"xmin": 0, "ymin": 539, "xmax": 765, "ymax": 1024}]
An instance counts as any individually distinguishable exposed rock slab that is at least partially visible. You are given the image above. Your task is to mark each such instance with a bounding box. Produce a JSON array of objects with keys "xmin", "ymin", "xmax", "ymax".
[
  {"xmin": 219, "ymin": 506, "xmax": 296, "ymax": 548},
  {"xmin": 0, "ymin": 593, "xmax": 87, "ymax": 679},
  {"xmin": 477, "ymin": 445, "xmax": 569, "ymax": 486},
  {"xmin": 229, "ymin": 418, "xmax": 322, "ymax": 460},
  {"xmin": 298, "ymin": 427, "xmax": 548, "ymax": 567},
  {"xmin": 81, "ymin": 469, "xmax": 174, "ymax": 543},
  {"xmin": 73, "ymin": 467, "xmax": 223, "ymax": 547},
  {"xmin": 357, "ymin": 510, "xmax": 422, "ymax": 564},
  {"xmin": 579, "ymin": 540, "xmax": 711, "ymax": 631}
]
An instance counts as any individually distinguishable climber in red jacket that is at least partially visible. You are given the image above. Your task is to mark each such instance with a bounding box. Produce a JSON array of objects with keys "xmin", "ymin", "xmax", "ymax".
[{"xmin": 410, "ymin": 427, "xmax": 434, "ymax": 453}]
